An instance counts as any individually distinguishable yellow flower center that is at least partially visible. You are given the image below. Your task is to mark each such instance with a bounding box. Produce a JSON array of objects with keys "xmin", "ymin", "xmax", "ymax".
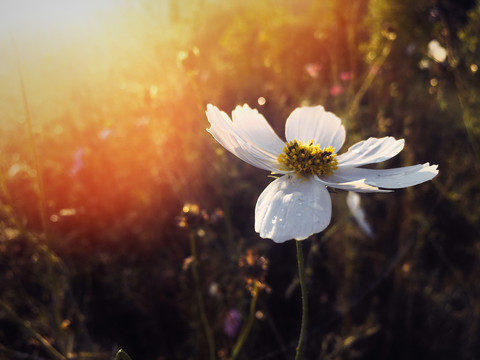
[{"xmin": 277, "ymin": 139, "xmax": 338, "ymax": 177}]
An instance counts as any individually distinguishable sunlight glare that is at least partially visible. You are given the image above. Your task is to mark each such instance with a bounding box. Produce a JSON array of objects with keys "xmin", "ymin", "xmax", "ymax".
[{"xmin": 0, "ymin": 0, "xmax": 120, "ymax": 38}]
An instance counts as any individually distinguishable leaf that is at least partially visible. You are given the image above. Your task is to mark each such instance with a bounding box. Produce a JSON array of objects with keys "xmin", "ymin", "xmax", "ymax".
[{"xmin": 115, "ymin": 349, "xmax": 132, "ymax": 360}]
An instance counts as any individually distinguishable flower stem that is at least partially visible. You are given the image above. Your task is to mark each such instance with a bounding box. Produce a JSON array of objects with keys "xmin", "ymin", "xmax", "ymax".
[
  {"xmin": 229, "ymin": 281, "xmax": 260, "ymax": 360},
  {"xmin": 295, "ymin": 240, "xmax": 308, "ymax": 360},
  {"xmin": 189, "ymin": 233, "xmax": 216, "ymax": 360}
]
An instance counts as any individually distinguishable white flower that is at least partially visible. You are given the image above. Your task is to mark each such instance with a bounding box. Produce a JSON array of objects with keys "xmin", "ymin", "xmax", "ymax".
[{"xmin": 206, "ymin": 104, "xmax": 438, "ymax": 243}]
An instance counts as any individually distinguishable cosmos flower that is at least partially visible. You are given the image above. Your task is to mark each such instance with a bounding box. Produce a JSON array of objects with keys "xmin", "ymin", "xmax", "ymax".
[{"xmin": 206, "ymin": 104, "xmax": 438, "ymax": 243}]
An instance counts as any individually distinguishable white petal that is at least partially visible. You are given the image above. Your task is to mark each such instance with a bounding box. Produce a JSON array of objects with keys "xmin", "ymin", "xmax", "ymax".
[
  {"xmin": 232, "ymin": 104, "xmax": 285, "ymax": 156},
  {"xmin": 333, "ymin": 163, "xmax": 439, "ymax": 188},
  {"xmin": 285, "ymin": 106, "xmax": 346, "ymax": 150},
  {"xmin": 317, "ymin": 176, "xmax": 391, "ymax": 193},
  {"xmin": 255, "ymin": 175, "xmax": 332, "ymax": 243},
  {"xmin": 206, "ymin": 104, "xmax": 287, "ymax": 173},
  {"xmin": 336, "ymin": 137, "xmax": 404, "ymax": 168},
  {"xmin": 346, "ymin": 192, "xmax": 374, "ymax": 238}
]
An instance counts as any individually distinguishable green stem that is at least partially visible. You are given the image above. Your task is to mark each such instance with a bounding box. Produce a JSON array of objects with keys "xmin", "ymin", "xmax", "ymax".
[
  {"xmin": 294, "ymin": 241, "xmax": 308, "ymax": 360},
  {"xmin": 229, "ymin": 281, "xmax": 260, "ymax": 360},
  {"xmin": 189, "ymin": 233, "xmax": 216, "ymax": 360}
]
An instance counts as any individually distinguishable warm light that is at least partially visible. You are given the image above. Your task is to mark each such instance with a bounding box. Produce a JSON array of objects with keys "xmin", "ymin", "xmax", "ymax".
[{"xmin": 0, "ymin": 0, "xmax": 120, "ymax": 37}]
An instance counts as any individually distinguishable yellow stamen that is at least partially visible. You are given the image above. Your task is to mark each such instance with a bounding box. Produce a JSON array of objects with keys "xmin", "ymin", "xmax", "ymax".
[{"xmin": 278, "ymin": 139, "xmax": 338, "ymax": 178}]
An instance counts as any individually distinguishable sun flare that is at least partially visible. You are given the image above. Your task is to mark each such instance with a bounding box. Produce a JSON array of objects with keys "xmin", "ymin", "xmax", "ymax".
[{"xmin": 0, "ymin": 0, "xmax": 120, "ymax": 37}]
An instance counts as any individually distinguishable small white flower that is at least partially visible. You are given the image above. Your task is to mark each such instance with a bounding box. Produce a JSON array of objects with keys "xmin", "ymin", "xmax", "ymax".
[{"xmin": 206, "ymin": 104, "xmax": 438, "ymax": 243}]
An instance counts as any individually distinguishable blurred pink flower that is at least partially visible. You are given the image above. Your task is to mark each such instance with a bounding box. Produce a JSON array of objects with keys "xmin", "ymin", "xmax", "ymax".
[
  {"xmin": 71, "ymin": 148, "xmax": 85, "ymax": 176},
  {"xmin": 340, "ymin": 72, "xmax": 352, "ymax": 81},
  {"xmin": 304, "ymin": 62, "xmax": 322, "ymax": 78},
  {"xmin": 224, "ymin": 309, "xmax": 241, "ymax": 338},
  {"xmin": 329, "ymin": 85, "xmax": 344, "ymax": 96}
]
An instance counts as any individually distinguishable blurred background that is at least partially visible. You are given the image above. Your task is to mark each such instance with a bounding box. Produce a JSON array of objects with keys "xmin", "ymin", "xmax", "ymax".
[{"xmin": 0, "ymin": 0, "xmax": 479, "ymax": 359}]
